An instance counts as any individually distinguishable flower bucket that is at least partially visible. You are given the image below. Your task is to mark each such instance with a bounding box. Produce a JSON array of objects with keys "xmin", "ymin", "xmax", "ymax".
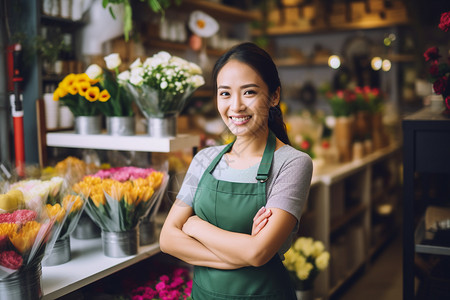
[
  {"xmin": 147, "ymin": 116, "xmax": 177, "ymax": 137},
  {"xmin": 75, "ymin": 115, "xmax": 102, "ymax": 135},
  {"xmin": 296, "ymin": 289, "xmax": 313, "ymax": 300},
  {"xmin": 0, "ymin": 264, "xmax": 42, "ymax": 300},
  {"xmin": 106, "ymin": 116, "xmax": 135, "ymax": 136},
  {"xmin": 101, "ymin": 228, "xmax": 139, "ymax": 257},
  {"xmin": 71, "ymin": 212, "xmax": 101, "ymax": 239},
  {"xmin": 139, "ymin": 218, "xmax": 156, "ymax": 246},
  {"xmin": 43, "ymin": 237, "xmax": 71, "ymax": 266}
]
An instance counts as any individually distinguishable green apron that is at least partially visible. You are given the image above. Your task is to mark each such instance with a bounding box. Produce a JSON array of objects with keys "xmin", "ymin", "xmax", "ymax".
[{"xmin": 192, "ymin": 131, "xmax": 296, "ymax": 299}]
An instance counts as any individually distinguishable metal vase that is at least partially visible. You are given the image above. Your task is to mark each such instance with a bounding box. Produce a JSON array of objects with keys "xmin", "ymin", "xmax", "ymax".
[
  {"xmin": 43, "ymin": 237, "xmax": 71, "ymax": 266},
  {"xmin": 101, "ymin": 228, "xmax": 139, "ymax": 258},
  {"xmin": 75, "ymin": 115, "xmax": 102, "ymax": 134},
  {"xmin": 71, "ymin": 212, "xmax": 101, "ymax": 239},
  {"xmin": 295, "ymin": 289, "xmax": 314, "ymax": 300},
  {"xmin": 0, "ymin": 264, "xmax": 42, "ymax": 300},
  {"xmin": 139, "ymin": 219, "xmax": 156, "ymax": 246},
  {"xmin": 147, "ymin": 116, "xmax": 177, "ymax": 137},
  {"xmin": 106, "ymin": 116, "xmax": 135, "ymax": 136}
]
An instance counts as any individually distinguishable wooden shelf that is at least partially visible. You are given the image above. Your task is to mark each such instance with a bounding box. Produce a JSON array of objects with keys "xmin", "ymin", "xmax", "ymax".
[
  {"xmin": 176, "ymin": 0, "xmax": 260, "ymax": 22},
  {"xmin": 275, "ymin": 57, "xmax": 329, "ymax": 68},
  {"xmin": 331, "ymin": 203, "xmax": 367, "ymax": 234},
  {"xmin": 144, "ymin": 39, "xmax": 225, "ymax": 57},
  {"xmin": 253, "ymin": 18, "xmax": 409, "ymax": 37}
]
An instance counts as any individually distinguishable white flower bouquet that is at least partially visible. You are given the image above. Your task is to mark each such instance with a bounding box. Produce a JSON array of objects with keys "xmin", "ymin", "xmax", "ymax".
[
  {"xmin": 283, "ymin": 237, "xmax": 330, "ymax": 291},
  {"xmin": 121, "ymin": 51, "xmax": 205, "ymax": 118}
]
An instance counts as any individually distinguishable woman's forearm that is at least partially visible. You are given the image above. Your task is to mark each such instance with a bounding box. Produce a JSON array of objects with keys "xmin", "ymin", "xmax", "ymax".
[
  {"xmin": 160, "ymin": 224, "xmax": 244, "ymax": 269},
  {"xmin": 183, "ymin": 209, "xmax": 297, "ymax": 267},
  {"xmin": 159, "ymin": 200, "xmax": 245, "ymax": 269}
]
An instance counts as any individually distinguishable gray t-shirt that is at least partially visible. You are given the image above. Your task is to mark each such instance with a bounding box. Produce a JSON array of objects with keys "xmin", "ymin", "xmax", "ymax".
[{"xmin": 176, "ymin": 144, "xmax": 313, "ymax": 257}]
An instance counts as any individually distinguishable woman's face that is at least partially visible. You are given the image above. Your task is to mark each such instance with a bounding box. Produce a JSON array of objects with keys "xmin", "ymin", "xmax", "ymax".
[{"xmin": 216, "ymin": 60, "xmax": 276, "ymax": 139}]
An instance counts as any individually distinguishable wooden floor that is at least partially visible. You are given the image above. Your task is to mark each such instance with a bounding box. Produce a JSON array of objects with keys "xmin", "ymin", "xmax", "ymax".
[{"xmin": 333, "ymin": 235, "xmax": 403, "ymax": 300}]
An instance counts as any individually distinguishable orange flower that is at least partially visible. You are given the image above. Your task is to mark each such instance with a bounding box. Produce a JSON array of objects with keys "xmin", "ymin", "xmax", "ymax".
[
  {"xmin": 77, "ymin": 81, "xmax": 91, "ymax": 97},
  {"xmin": 62, "ymin": 195, "xmax": 83, "ymax": 213},
  {"xmin": 0, "ymin": 223, "xmax": 17, "ymax": 236},
  {"xmin": 46, "ymin": 203, "xmax": 66, "ymax": 223},
  {"xmin": 9, "ymin": 221, "xmax": 41, "ymax": 253},
  {"xmin": 85, "ymin": 86, "xmax": 100, "ymax": 102},
  {"xmin": 99, "ymin": 89, "xmax": 111, "ymax": 102}
]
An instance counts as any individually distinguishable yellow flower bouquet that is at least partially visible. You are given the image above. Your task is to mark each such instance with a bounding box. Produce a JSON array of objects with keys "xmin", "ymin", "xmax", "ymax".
[
  {"xmin": 283, "ymin": 237, "xmax": 330, "ymax": 291},
  {"xmin": 72, "ymin": 168, "xmax": 168, "ymax": 233},
  {"xmin": 53, "ymin": 71, "xmax": 110, "ymax": 116}
]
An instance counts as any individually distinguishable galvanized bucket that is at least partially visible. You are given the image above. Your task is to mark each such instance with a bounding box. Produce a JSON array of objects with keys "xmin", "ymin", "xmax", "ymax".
[
  {"xmin": 71, "ymin": 212, "xmax": 101, "ymax": 239},
  {"xmin": 148, "ymin": 116, "xmax": 177, "ymax": 137},
  {"xmin": 139, "ymin": 219, "xmax": 156, "ymax": 246},
  {"xmin": 43, "ymin": 237, "xmax": 71, "ymax": 266},
  {"xmin": 75, "ymin": 115, "xmax": 102, "ymax": 135},
  {"xmin": 106, "ymin": 116, "xmax": 135, "ymax": 136},
  {"xmin": 0, "ymin": 264, "xmax": 42, "ymax": 300},
  {"xmin": 101, "ymin": 228, "xmax": 139, "ymax": 258}
]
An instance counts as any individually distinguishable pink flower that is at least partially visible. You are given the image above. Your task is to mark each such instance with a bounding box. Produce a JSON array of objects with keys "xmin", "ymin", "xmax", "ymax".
[
  {"xmin": 438, "ymin": 11, "xmax": 450, "ymax": 32},
  {"xmin": 155, "ymin": 281, "xmax": 166, "ymax": 291},
  {"xmin": 170, "ymin": 276, "xmax": 184, "ymax": 288},
  {"xmin": 186, "ymin": 280, "xmax": 193, "ymax": 288},
  {"xmin": 0, "ymin": 250, "xmax": 23, "ymax": 270},
  {"xmin": 0, "ymin": 210, "xmax": 37, "ymax": 224},
  {"xmin": 159, "ymin": 274, "xmax": 170, "ymax": 283}
]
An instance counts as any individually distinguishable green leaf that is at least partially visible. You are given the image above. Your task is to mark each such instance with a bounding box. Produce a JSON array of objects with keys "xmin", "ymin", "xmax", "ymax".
[{"xmin": 109, "ymin": 6, "xmax": 117, "ymax": 19}]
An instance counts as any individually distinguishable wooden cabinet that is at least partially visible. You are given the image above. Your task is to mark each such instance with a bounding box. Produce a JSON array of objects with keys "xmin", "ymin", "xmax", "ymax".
[
  {"xmin": 300, "ymin": 143, "xmax": 401, "ymax": 299},
  {"xmin": 402, "ymin": 107, "xmax": 450, "ymax": 300}
]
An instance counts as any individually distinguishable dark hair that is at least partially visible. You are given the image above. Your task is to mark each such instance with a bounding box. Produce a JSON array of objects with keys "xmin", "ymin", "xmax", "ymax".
[{"xmin": 212, "ymin": 42, "xmax": 291, "ymax": 145}]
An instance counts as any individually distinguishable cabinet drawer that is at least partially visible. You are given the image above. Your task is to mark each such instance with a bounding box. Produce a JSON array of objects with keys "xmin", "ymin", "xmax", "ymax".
[{"xmin": 415, "ymin": 131, "xmax": 450, "ymax": 173}]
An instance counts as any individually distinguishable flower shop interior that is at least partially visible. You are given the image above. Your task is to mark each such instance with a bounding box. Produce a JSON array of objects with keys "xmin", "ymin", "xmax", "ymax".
[{"xmin": 1, "ymin": 0, "xmax": 450, "ymax": 299}]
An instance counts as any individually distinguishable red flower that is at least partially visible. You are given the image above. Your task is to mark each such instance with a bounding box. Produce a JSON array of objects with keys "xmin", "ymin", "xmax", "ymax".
[
  {"xmin": 300, "ymin": 140, "xmax": 310, "ymax": 150},
  {"xmin": 0, "ymin": 250, "xmax": 23, "ymax": 270},
  {"xmin": 433, "ymin": 77, "xmax": 448, "ymax": 95},
  {"xmin": 445, "ymin": 95, "xmax": 450, "ymax": 110},
  {"xmin": 322, "ymin": 140, "xmax": 330, "ymax": 149},
  {"xmin": 438, "ymin": 11, "xmax": 450, "ymax": 32},
  {"xmin": 429, "ymin": 63, "xmax": 440, "ymax": 76},
  {"xmin": 424, "ymin": 47, "xmax": 441, "ymax": 62}
]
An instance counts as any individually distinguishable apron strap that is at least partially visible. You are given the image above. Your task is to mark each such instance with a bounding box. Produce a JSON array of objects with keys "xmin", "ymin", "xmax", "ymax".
[
  {"xmin": 206, "ymin": 139, "xmax": 235, "ymax": 174},
  {"xmin": 255, "ymin": 131, "xmax": 276, "ymax": 183}
]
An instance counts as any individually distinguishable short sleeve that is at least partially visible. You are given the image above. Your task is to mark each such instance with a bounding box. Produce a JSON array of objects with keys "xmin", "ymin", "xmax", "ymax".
[
  {"xmin": 176, "ymin": 146, "xmax": 226, "ymax": 207},
  {"xmin": 266, "ymin": 147, "xmax": 313, "ymax": 222}
]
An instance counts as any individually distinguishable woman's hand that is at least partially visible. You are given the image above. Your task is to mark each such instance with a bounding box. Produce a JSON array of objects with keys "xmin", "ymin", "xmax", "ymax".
[{"xmin": 252, "ymin": 207, "xmax": 271, "ymax": 235}]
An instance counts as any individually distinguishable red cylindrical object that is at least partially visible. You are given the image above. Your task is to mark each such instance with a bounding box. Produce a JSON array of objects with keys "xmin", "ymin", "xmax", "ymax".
[{"xmin": 13, "ymin": 116, "xmax": 25, "ymax": 177}]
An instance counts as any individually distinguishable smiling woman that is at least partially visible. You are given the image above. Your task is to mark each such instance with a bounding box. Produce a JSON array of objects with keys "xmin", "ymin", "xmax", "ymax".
[{"xmin": 160, "ymin": 42, "xmax": 313, "ymax": 299}]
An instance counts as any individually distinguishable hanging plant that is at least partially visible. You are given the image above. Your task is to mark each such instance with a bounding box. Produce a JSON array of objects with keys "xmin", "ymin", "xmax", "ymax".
[{"xmin": 102, "ymin": 0, "xmax": 182, "ymax": 41}]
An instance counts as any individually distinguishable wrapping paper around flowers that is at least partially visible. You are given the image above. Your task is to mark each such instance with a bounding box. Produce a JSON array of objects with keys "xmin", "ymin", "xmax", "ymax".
[
  {"xmin": 0, "ymin": 176, "xmax": 78, "ymax": 279},
  {"xmin": 120, "ymin": 51, "xmax": 205, "ymax": 119},
  {"xmin": 126, "ymin": 83, "xmax": 197, "ymax": 118},
  {"xmin": 72, "ymin": 167, "xmax": 169, "ymax": 232}
]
